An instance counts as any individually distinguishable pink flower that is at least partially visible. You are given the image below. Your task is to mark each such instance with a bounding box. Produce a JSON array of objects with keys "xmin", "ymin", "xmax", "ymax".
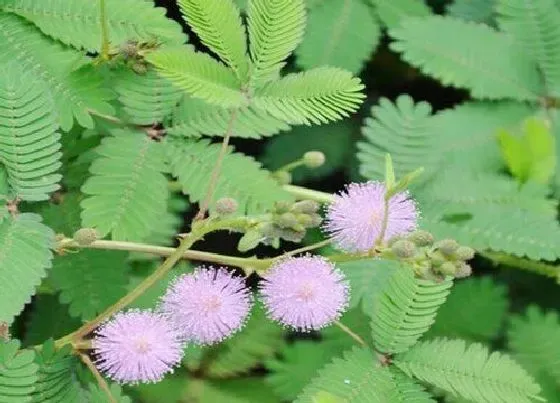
[
  {"xmin": 159, "ymin": 267, "xmax": 252, "ymax": 344},
  {"xmin": 259, "ymin": 256, "xmax": 349, "ymax": 331},
  {"xmin": 93, "ymin": 310, "xmax": 183, "ymax": 385},
  {"xmin": 324, "ymin": 181, "xmax": 418, "ymax": 252}
]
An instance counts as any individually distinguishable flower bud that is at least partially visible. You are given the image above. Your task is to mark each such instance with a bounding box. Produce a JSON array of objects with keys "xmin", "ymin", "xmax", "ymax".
[
  {"xmin": 309, "ymin": 214, "xmax": 323, "ymax": 227},
  {"xmin": 131, "ymin": 62, "xmax": 148, "ymax": 75},
  {"xmin": 277, "ymin": 212, "xmax": 299, "ymax": 229},
  {"xmin": 436, "ymin": 239, "xmax": 459, "ymax": 256},
  {"xmin": 215, "ymin": 197, "xmax": 238, "ymax": 215},
  {"xmin": 296, "ymin": 214, "xmax": 313, "ymax": 227},
  {"xmin": 387, "ymin": 235, "xmax": 405, "ymax": 247},
  {"xmin": 303, "ymin": 151, "xmax": 325, "ymax": 168},
  {"xmin": 454, "ymin": 246, "xmax": 475, "ymax": 261},
  {"xmin": 274, "ymin": 201, "xmax": 292, "ymax": 214},
  {"xmin": 408, "ymin": 230, "xmax": 434, "ymax": 247},
  {"xmin": 279, "ymin": 228, "xmax": 306, "ymax": 243},
  {"xmin": 120, "ymin": 40, "xmax": 138, "ymax": 58},
  {"xmin": 438, "ymin": 261, "xmax": 457, "ymax": 276},
  {"xmin": 292, "ymin": 200, "xmax": 319, "ymax": 214},
  {"xmin": 455, "ymin": 263, "xmax": 473, "ymax": 278},
  {"xmin": 73, "ymin": 228, "xmax": 98, "ymax": 246},
  {"xmin": 429, "ymin": 250, "xmax": 447, "ymax": 267},
  {"xmin": 391, "ymin": 240, "xmax": 416, "ymax": 259},
  {"xmin": 238, "ymin": 229, "xmax": 263, "ymax": 252},
  {"xmin": 273, "ymin": 171, "xmax": 292, "ymax": 185}
]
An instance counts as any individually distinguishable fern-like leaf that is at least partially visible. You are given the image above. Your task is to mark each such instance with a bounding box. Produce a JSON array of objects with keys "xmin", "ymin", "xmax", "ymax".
[
  {"xmin": 168, "ymin": 96, "xmax": 290, "ymax": 139},
  {"xmin": 80, "ymin": 130, "xmax": 169, "ymax": 241},
  {"xmin": 247, "ymin": 0, "xmax": 306, "ymax": 86},
  {"xmin": 446, "ymin": 0, "xmax": 495, "ymax": 24},
  {"xmin": 0, "ymin": 211, "xmax": 54, "ymax": 324},
  {"xmin": 371, "ymin": 266, "xmax": 453, "ymax": 354},
  {"xmin": 0, "ymin": 63, "xmax": 61, "ymax": 201},
  {"xmin": 31, "ymin": 340, "xmax": 84, "ymax": 403},
  {"xmin": 295, "ymin": 347, "xmax": 396, "ymax": 402},
  {"xmin": 390, "ymin": 368, "xmax": 437, "ymax": 402},
  {"xmin": 51, "ymin": 250, "xmax": 129, "ymax": 320},
  {"xmin": 394, "ymin": 338, "xmax": 542, "ymax": 403},
  {"xmin": 0, "ymin": 13, "xmax": 116, "ymax": 130},
  {"xmin": 166, "ymin": 137, "xmax": 292, "ymax": 215},
  {"xmin": 496, "ymin": 0, "xmax": 560, "ymax": 97},
  {"xmin": 113, "ymin": 67, "xmax": 182, "ymax": 125},
  {"xmin": 295, "ymin": 0, "xmax": 381, "ymax": 74},
  {"xmin": 426, "ymin": 277, "xmax": 508, "ymax": 342},
  {"xmin": 508, "ymin": 306, "xmax": 560, "ymax": 384},
  {"xmin": 389, "ymin": 15, "xmax": 543, "ymax": 101},
  {"xmin": 0, "ymin": 0, "xmax": 185, "ymax": 52},
  {"xmin": 0, "ymin": 340, "xmax": 38, "ymax": 403},
  {"xmin": 147, "ymin": 46, "xmax": 246, "ymax": 108},
  {"xmin": 371, "ymin": 0, "xmax": 432, "ymax": 29},
  {"xmin": 178, "ymin": 0, "xmax": 248, "ymax": 80},
  {"xmin": 87, "ymin": 383, "xmax": 131, "ymax": 403},
  {"xmin": 253, "ymin": 67, "xmax": 365, "ymax": 125}
]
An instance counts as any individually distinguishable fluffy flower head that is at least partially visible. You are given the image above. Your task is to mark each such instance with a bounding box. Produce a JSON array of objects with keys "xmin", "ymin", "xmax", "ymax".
[
  {"xmin": 260, "ymin": 255, "xmax": 349, "ymax": 331},
  {"xmin": 159, "ymin": 267, "xmax": 252, "ymax": 344},
  {"xmin": 93, "ymin": 309, "xmax": 183, "ymax": 385},
  {"xmin": 324, "ymin": 181, "xmax": 418, "ymax": 252}
]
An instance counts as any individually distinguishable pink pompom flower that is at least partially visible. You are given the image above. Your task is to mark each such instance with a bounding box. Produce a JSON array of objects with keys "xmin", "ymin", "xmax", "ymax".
[
  {"xmin": 259, "ymin": 255, "xmax": 349, "ymax": 331},
  {"xmin": 159, "ymin": 267, "xmax": 252, "ymax": 344},
  {"xmin": 324, "ymin": 181, "xmax": 418, "ymax": 252},
  {"xmin": 93, "ymin": 309, "xmax": 184, "ymax": 385}
]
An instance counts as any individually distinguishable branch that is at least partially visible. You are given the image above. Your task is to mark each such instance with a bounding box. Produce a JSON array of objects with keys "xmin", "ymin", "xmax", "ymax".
[
  {"xmin": 99, "ymin": 0, "xmax": 110, "ymax": 61},
  {"xmin": 334, "ymin": 320, "xmax": 365, "ymax": 346},
  {"xmin": 80, "ymin": 353, "xmax": 116, "ymax": 403},
  {"xmin": 282, "ymin": 184, "xmax": 334, "ymax": 203},
  {"xmin": 481, "ymin": 251, "xmax": 560, "ymax": 280}
]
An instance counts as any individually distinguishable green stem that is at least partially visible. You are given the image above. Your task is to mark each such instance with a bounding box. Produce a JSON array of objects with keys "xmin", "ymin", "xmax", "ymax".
[
  {"xmin": 283, "ymin": 185, "xmax": 334, "ymax": 203},
  {"xmin": 80, "ymin": 353, "xmax": 116, "ymax": 403},
  {"xmin": 375, "ymin": 198, "xmax": 390, "ymax": 246},
  {"xmin": 481, "ymin": 251, "xmax": 560, "ymax": 280},
  {"xmin": 280, "ymin": 239, "xmax": 332, "ymax": 258},
  {"xmin": 99, "ymin": 0, "xmax": 110, "ymax": 60},
  {"xmin": 334, "ymin": 320, "xmax": 365, "ymax": 346},
  {"xmin": 277, "ymin": 159, "xmax": 305, "ymax": 173}
]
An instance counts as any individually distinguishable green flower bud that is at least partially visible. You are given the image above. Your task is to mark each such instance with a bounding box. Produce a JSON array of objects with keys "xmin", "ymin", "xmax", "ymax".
[
  {"xmin": 296, "ymin": 214, "xmax": 313, "ymax": 227},
  {"xmin": 274, "ymin": 201, "xmax": 292, "ymax": 214},
  {"xmin": 309, "ymin": 214, "xmax": 323, "ymax": 228},
  {"xmin": 303, "ymin": 151, "xmax": 326, "ymax": 168},
  {"xmin": 391, "ymin": 240, "xmax": 416, "ymax": 259},
  {"xmin": 292, "ymin": 200, "xmax": 320, "ymax": 214},
  {"xmin": 120, "ymin": 40, "xmax": 138, "ymax": 58},
  {"xmin": 438, "ymin": 261, "xmax": 457, "ymax": 276},
  {"xmin": 387, "ymin": 235, "xmax": 405, "ymax": 247},
  {"xmin": 277, "ymin": 212, "xmax": 299, "ymax": 228},
  {"xmin": 215, "ymin": 197, "xmax": 238, "ymax": 215},
  {"xmin": 131, "ymin": 62, "xmax": 148, "ymax": 75},
  {"xmin": 280, "ymin": 228, "xmax": 306, "ymax": 243},
  {"xmin": 436, "ymin": 239, "xmax": 459, "ymax": 256},
  {"xmin": 238, "ymin": 229, "xmax": 263, "ymax": 252},
  {"xmin": 73, "ymin": 228, "xmax": 98, "ymax": 246},
  {"xmin": 273, "ymin": 170, "xmax": 292, "ymax": 185},
  {"xmin": 408, "ymin": 230, "xmax": 434, "ymax": 247},
  {"xmin": 455, "ymin": 263, "xmax": 473, "ymax": 278},
  {"xmin": 454, "ymin": 246, "xmax": 475, "ymax": 261},
  {"xmin": 429, "ymin": 250, "xmax": 447, "ymax": 267}
]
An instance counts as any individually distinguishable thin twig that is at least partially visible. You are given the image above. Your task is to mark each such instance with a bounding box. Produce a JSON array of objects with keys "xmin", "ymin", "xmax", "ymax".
[
  {"xmin": 282, "ymin": 184, "xmax": 335, "ymax": 204},
  {"xmin": 194, "ymin": 109, "xmax": 239, "ymax": 221},
  {"xmin": 79, "ymin": 353, "xmax": 116, "ymax": 403},
  {"xmin": 281, "ymin": 239, "xmax": 332, "ymax": 258},
  {"xmin": 335, "ymin": 320, "xmax": 366, "ymax": 346},
  {"xmin": 99, "ymin": 0, "xmax": 110, "ymax": 60}
]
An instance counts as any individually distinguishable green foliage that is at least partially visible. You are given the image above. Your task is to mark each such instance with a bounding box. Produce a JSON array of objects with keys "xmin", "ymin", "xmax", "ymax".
[
  {"xmin": 498, "ymin": 117, "xmax": 556, "ymax": 185},
  {"xmin": 390, "ymin": 369, "xmax": 437, "ymax": 402},
  {"xmin": 247, "ymin": 0, "xmax": 306, "ymax": 86},
  {"xmin": 253, "ymin": 68, "xmax": 365, "ymax": 125},
  {"xmin": 80, "ymin": 130, "xmax": 169, "ymax": 241},
  {"xmin": 394, "ymin": 338, "xmax": 542, "ymax": 403},
  {"xmin": 168, "ymin": 96, "xmax": 290, "ymax": 139},
  {"xmin": 370, "ymin": 267, "xmax": 453, "ymax": 354},
  {"xmin": 371, "ymin": 0, "xmax": 432, "ymax": 29},
  {"xmin": 0, "ymin": 211, "xmax": 54, "ymax": 324},
  {"xmin": 0, "ymin": 13, "xmax": 115, "ymax": 131},
  {"xmin": 166, "ymin": 137, "xmax": 292, "ymax": 214},
  {"xmin": 446, "ymin": 0, "xmax": 495, "ymax": 24},
  {"xmin": 496, "ymin": 0, "xmax": 560, "ymax": 97},
  {"xmin": 425, "ymin": 277, "xmax": 508, "ymax": 342},
  {"xmin": 31, "ymin": 340, "xmax": 83, "ymax": 402},
  {"xmin": 295, "ymin": 0, "xmax": 381, "ymax": 74},
  {"xmin": 0, "ymin": 339, "xmax": 38, "ymax": 403},
  {"xmin": 0, "ymin": 0, "xmax": 185, "ymax": 52},
  {"xmin": 50, "ymin": 250, "xmax": 129, "ymax": 321},
  {"xmin": 178, "ymin": 0, "xmax": 249, "ymax": 80},
  {"xmin": 112, "ymin": 67, "xmax": 183, "ymax": 125},
  {"xmin": 508, "ymin": 306, "xmax": 560, "ymax": 384},
  {"xmin": 389, "ymin": 16, "xmax": 543, "ymax": 101},
  {"xmin": 0, "ymin": 64, "xmax": 61, "ymax": 202},
  {"xmin": 87, "ymin": 382, "xmax": 131, "ymax": 403}
]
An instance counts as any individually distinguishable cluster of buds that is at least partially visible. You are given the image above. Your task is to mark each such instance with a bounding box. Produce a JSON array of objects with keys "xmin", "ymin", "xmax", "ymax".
[
  {"xmin": 115, "ymin": 40, "xmax": 160, "ymax": 74},
  {"xmin": 386, "ymin": 230, "xmax": 474, "ymax": 281},
  {"xmin": 238, "ymin": 200, "xmax": 322, "ymax": 252}
]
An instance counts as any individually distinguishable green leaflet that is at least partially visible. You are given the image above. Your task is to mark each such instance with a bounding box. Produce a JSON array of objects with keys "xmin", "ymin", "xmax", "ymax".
[
  {"xmin": 80, "ymin": 130, "xmax": 170, "ymax": 241},
  {"xmin": 178, "ymin": 0, "xmax": 249, "ymax": 81},
  {"xmin": 247, "ymin": 0, "xmax": 306, "ymax": 87},
  {"xmin": 0, "ymin": 63, "xmax": 61, "ymax": 202},
  {"xmin": 166, "ymin": 137, "xmax": 292, "ymax": 215},
  {"xmin": 50, "ymin": 249, "xmax": 129, "ymax": 321},
  {"xmin": 0, "ymin": 339, "xmax": 38, "ymax": 403},
  {"xmin": 496, "ymin": 0, "xmax": 560, "ymax": 97},
  {"xmin": 0, "ymin": 13, "xmax": 116, "ymax": 130},
  {"xmin": 390, "ymin": 368, "xmax": 436, "ymax": 402},
  {"xmin": 87, "ymin": 382, "xmax": 132, "ymax": 403},
  {"xmin": 0, "ymin": 0, "xmax": 186, "ymax": 52},
  {"xmin": 296, "ymin": 0, "xmax": 381, "ymax": 74},
  {"xmin": 425, "ymin": 277, "xmax": 508, "ymax": 342},
  {"xmin": 389, "ymin": 16, "xmax": 544, "ymax": 101},
  {"xmin": 498, "ymin": 116, "xmax": 556, "ymax": 185},
  {"xmin": 370, "ymin": 268, "xmax": 453, "ymax": 354},
  {"xmin": 371, "ymin": 0, "xmax": 432, "ymax": 29},
  {"xmin": 395, "ymin": 338, "xmax": 542, "ymax": 403},
  {"xmin": 0, "ymin": 211, "xmax": 54, "ymax": 324},
  {"xmin": 31, "ymin": 340, "xmax": 84, "ymax": 403},
  {"xmin": 446, "ymin": 0, "xmax": 495, "ymax": 24}
]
